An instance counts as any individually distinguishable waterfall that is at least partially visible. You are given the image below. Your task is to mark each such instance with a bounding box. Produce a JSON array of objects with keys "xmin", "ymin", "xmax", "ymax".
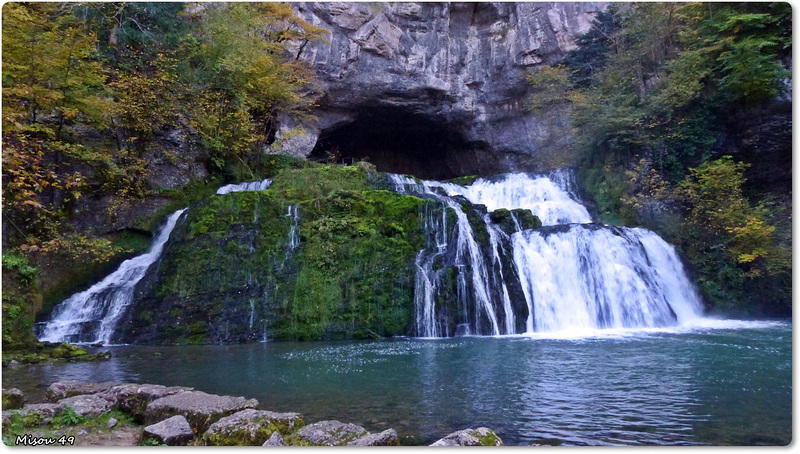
[
  {"xmin": 486, "ymin": 217, "xmax": 515, "ymax": 334},
  {"xmin": 286, "ymin": 204, "xmax": 300, "ymax": 251},
  {"xmin": 391, "ymin": 170, "xmax": 704, "ymax": 337},
  {"xmin": 216, "ymin": 178, "xmax": 272, "ymax": 195},
  {"xmin": 512, "ymin": 225, "xmax": 701, "ymax": 332},
  {"xmin": 36, "ymin": 209, "xmax": 188, "ymax": 344},
  {"xmin": 37, "ymin": 177, "xmax": 280, "ymax": 345}
]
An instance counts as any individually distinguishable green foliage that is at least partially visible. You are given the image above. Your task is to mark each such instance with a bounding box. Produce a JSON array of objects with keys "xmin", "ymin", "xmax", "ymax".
[
  {"xmin": 2, "ymin": 253, "xmax": 37, "ymax": 284},
  {"xmin": 679, "ymin": 157, "xmax": 788, "ymax": 280},
  {"xmin": 526, "ymin": 65, "xmax": 573, "ymax": 110},
  {"xmin": 553, "ymin": 3, "xmax": 791, "ymax": 314},
  {"xmin": 269, "ymin": 165, "xmax": 369, "ymax": 202},
  {"xmin": 2, "ymin": 253, "xmax": 40, "ymax": 350},
  {"xmin": 51, "ymin": 406, "xmax": 84, "ymax": 429}
]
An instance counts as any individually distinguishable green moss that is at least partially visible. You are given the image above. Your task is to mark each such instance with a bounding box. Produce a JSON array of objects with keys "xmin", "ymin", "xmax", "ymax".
[
  {"xmin": 447, "ymin": 175, "xmax": 479, "ymax": 186},
  {"xmin": 203, "ymin": 415, "xmax": 304, "ymax": 446},
  {"xmin": 269, "ymin": 165, "xmax": 369, "ymax": 202},
  {"xmin": 474, "ymin": 430, "xmax": 501, "ymax": 446},
  {"xmin": 2, "ymin": 253, "xmax": 39, "ymax": 351},
  {"xmin": 50, "ymin": 343, "xmax": 88, "ymax": 359},
  {"xmin": 510, "ymin": 209, "xmax": 542, "ymax": 230}
]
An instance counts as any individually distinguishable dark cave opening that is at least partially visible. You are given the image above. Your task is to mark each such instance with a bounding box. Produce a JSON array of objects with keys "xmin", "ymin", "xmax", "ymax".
[{"xmin": 309, "ymin": 107, "xmax": 474, "ymax": 180}]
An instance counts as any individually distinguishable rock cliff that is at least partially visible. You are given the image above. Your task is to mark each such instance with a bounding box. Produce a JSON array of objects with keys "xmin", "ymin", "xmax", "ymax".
[{"xmin": 278, "ymin": 2, "xmax": 607, "ymax": 178}]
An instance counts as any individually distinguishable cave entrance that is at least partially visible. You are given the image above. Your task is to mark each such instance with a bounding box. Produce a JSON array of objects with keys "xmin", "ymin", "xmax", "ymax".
[{"xmin": 310, "ymin": 107, "xmax": 471, "ymax": 180}]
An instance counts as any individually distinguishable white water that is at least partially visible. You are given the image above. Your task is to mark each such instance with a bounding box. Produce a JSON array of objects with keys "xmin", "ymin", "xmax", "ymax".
[
  {"xmin": 390, "ymin": 170, "xmax": 703, "ymax": 336},
  {"xmin": 286, "ymin": 204, "xmax": 300, "ymax": 251},
  {"xmin": 37, "ymin": 209, "xmax": 188, "ymax": 344},
  {"xmin": 38, "ymin": 178, "xmax": 282, "ymax": 344},
  {"xmin": 421, "ymin": 171, "xmax": 591, "ymax": 225},
  {"xmin": 216, "ymin": 178, "xmax": 272, "ymax": 195}
]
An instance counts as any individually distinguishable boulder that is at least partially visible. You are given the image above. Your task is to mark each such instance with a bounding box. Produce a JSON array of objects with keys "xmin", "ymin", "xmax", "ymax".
[
  {"xmin": 143, "ymin": 415, "xmax": 195, "ymax": 446},
  {"xmin": 104, "ymin": 383, "xmax": 192, "ymax": 420},
  {"xmin": 144, "ymin": 391, "xmax": 258, "ymax": 434},
  {"xmin": 430, "ymin": 427, "xmax": 504, "ymax": 446},
  {"xmin": 292, "ymin": 420, "xmax": 369, "ymax": 446},
  {"xmin": 46, "ymin": 380, "xmax": 119, "ymax": 402},
  {"xmin": 2, "ymin": 388, "xmax": 24, "ymax": 410},
  {"xmin": 19, "ymin": 403, "xmax": 65, "ymax": 424},
  {"xmin": 58, "ymin": 394, "xmax": 114, "ymax": 418},
  {"xmin": 262, "ymin": 432, "xmax": 286, "ymax": 446},
  {"xmin": 203, "ymin": 409, "xmax": 304, "ymax": 446},
  {"xmin": 348, "ymin": 429, "xmax": 400, "ymax": 446}
]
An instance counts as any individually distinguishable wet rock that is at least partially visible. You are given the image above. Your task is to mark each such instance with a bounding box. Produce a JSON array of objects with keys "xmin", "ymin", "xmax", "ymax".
[
  {"xmin": 489, "ymin": 208, "xmax": 511, "ymax": 223},
  {"xmin": 348, "ymin": 429, "xmax": 400, "ymax": 446},
  {"xmin": 203, "ymin": 409, "xmax": 304, "ymax": 446},
  {"xmin": 2, "ymin": 388, "xmax": 25, "ymax": 410},
  {"xmin": 58, "ymin": 394, "xmax": 114, "ymax": 418},
  {"xmin": 144, "ymin": 391, "xmax": 258, "ymax": 434},
  {"xmin": 511, "ymin": 208, "xmax": 542, "ymax": 230},
  {"xmin": 262, "ymin": 432, "xmax": 286, "ymax": 446},
  {"xmin": 104, "ymin": 383, "xmax": 193, "ymax": 421},
  {"xmin": 46, "ymin": 380, "xmax": 119, "ymax": 402},
  {"xmin": 292, "ymin": 420, "xmax": 368, "ymax": 446},
  {"xmin": 430, "ymin": 427, "xmax": 503, "ymax": 446},
  {"xmin": 143, "ymin": 415, "xmax": 195, "ymax": 446},
  {"xmin": 50, "ymin": 342, "xmax": 89, "ymax": 359}
]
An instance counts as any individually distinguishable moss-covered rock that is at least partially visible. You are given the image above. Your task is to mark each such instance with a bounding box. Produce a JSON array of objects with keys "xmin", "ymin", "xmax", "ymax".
[
  {"xmin": 117, "ymin": 165, "xmax": 442, "ymax": 343},
  {"xmin": 202, "ymin": 409, "xmax": 304, "ymax": 446},
  {"xmin": 286, "ymin": 420, "xmax": 368, "ymax": 446},
  {"xmin": 511, "ymin": 208, "xmax": 542, "ymax": 230},
  {"xmin": 2, "ymin": 388, "xmax": 24, "ymax": 410},
  {"xmin": 430, "ymin": 427, "xmax": 504, "ymax": 446}
]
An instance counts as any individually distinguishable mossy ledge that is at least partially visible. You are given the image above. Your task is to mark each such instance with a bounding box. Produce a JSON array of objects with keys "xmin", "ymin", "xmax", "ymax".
[{"xmin": 115, "ymin": 165, "xmax": 448, "ymax": 343}]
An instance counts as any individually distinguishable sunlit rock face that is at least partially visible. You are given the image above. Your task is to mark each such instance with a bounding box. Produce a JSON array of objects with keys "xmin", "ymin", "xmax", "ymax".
[{"xmin": 278, "ymin": 2, "xmax": 607, "ymax": 178}]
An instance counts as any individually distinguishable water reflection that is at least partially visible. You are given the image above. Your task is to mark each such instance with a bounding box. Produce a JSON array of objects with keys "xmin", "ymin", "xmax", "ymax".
[{"xmin": 2, "ymin": 322, "xmax": 791, "ymax": 446}]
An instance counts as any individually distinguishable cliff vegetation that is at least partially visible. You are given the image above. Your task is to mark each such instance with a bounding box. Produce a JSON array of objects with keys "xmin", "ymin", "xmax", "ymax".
[{"xmin": 528, "ymin": 2, "xmax": 791, "ymax": 315}]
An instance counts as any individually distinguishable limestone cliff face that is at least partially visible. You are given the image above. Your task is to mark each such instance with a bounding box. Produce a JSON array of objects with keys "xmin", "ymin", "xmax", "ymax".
[{"xmin": 277, "ymin": 2, "xmax": 607, "ymax": 178}]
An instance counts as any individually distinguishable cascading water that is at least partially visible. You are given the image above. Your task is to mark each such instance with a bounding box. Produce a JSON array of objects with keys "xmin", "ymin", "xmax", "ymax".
[
  {"xmin": 216, "ymin": 178, "xmax": 272, "ymax": 195},
  {"xmin": 37, "ymin": 178, "xmax": 283, "ymax": 345},
  {"xmin": 286, "ymin": 204, "xmax": 300, "ymax": 251},
  {"xmin": 36, "ymin": 209, "xmax": 188, "ymax": 344},
  {"xmin": 391, "ymin": 169, "xmax": 703, "ymax": 337}
]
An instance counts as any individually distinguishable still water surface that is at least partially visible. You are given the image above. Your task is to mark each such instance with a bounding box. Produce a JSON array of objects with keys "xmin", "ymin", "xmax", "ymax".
[{"xmin": 4, "ymin": 319, "xmax": 791, "ymax": 445}]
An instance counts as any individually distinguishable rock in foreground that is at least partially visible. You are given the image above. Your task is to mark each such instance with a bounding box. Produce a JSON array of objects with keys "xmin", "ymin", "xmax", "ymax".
[
  {"xmin": 57, "ymin": 394, "xmax": 114, "ymax": 418},
  {"xmin": 2, "ymin": 388, "xmax": 24, "ymax": 409},
  {"xmin": 348, "ymin": 428, "xmax": 400, "ymax": 446},
  {"xmin": 203, "ymin": 409, "xmax": 304, "ymax": 446},
  {"xmin": 105, "ymin": 383, "xmax": 193, "ymax": 420},
  {"xmin": 144, "ymin": 391, "xmax": 258, "ymax": 434},
  {"xmin": 143, "ymin": 415, "xmax": 194, "ymax": 446},
  {"xmin": 430, "ymin": 427, "xmax": 504, "ymax": 446},
  {"xmin": 46, "ymin": 380, "xmax": 119, "ymax": 402},
  {"xmin": 292, "ymin": 420, "xmax": 369, "ymax": 446}
]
